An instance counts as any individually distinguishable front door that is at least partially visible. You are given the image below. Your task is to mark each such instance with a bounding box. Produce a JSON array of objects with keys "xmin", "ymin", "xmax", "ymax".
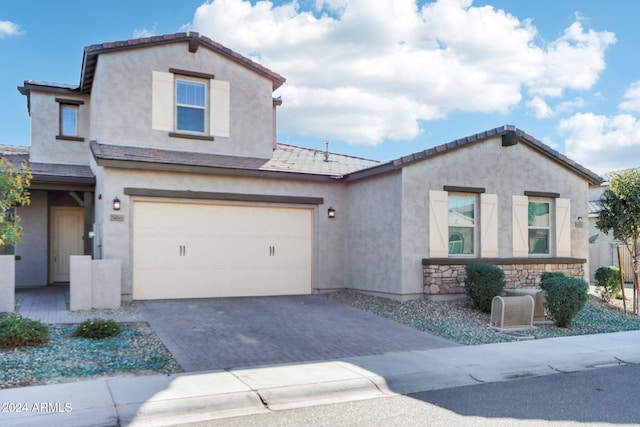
[{"xmin": 50, "ymin": 207, "xmax": 84, "ymax": 282}]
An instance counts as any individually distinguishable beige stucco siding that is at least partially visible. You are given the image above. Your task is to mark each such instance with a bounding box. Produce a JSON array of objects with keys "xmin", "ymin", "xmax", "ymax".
[
  {"xmin": 28, "ymin": 92, "xmax": 91, "ymax": 165},
  {"xmin": 96, "ymin": 167, "xmax": 345, "ymax": 299},
  {"xmin": 14, "ymin": 190, "xmax": 48, "ymax": 286},
  {"xmin": 403, "ymin": 136, "xmax": 590, "ymax": 262},
  {"xmin": 89, "ymin": 43, "xmax": 275, "ymax": 159},
  {"xmin": 345, "ymin": 172, "xmax": 404, "ymax": 297}
]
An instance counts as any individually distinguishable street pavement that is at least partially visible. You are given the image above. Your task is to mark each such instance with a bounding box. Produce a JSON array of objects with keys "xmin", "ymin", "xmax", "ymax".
[{"xmin": 1, "ymin": 330, "xmax": 638, "ymax": 426}]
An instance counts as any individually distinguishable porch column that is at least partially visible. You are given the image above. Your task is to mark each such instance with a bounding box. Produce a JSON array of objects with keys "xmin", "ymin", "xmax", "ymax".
[{"xmin": 0, "ymin": 255, "xmax": 15, "ymax": 313}]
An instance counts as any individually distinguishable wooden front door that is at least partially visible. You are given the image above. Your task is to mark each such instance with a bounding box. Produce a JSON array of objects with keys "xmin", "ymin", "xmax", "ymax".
[{"xmin": 50, "ymin": 207, "xmax": 84, "ymax": 282}]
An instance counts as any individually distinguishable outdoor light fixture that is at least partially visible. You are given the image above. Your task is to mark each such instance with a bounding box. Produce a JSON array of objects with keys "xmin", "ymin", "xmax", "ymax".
[
  {"xmin": 328, "ymin": 206, "xmax": 336, "ymax": 218},
  {"xmin": 113, "ymin": 197, "xmax": 121, "ymax": 211}
]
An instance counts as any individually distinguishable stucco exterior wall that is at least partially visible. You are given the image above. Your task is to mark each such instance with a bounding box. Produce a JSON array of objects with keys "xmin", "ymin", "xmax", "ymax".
[
  {"xmin": 404, "ymin": 137, "xmax": 591, "ymax": 261},
  {"xmin": 345, "ymin": 172, "xmax": 404, "ymax": 298},
  {"xmin": 27, "ymin": 92, "xmax": 91, "ymax": 165},
  {"xmin": 97, "ymin": 166, "xmax": 345, "ymax": 300},
  {"xmin": 89, "ymin": 43, "xmax": 275, "ymax": 159},
  {"xmin": 15, "ymin": 190, "xmax": 48, "ymax": 287}
]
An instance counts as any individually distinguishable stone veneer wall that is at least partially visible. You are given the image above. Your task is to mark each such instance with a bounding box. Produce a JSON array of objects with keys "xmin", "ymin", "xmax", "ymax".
[{"xmin": 423, "ymin": 258, "xmax": 586, "ymax": 296}]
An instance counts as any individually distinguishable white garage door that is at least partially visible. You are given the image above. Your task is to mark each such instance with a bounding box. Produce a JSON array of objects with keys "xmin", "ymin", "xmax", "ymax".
[{"xmin": 132, "ymin": 200, "xmax": 312, "ymax": 299}]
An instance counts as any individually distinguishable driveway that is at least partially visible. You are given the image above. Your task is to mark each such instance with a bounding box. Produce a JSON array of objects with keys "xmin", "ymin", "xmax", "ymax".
[{"xmin": 136, "ymin": 295, "xmax": 459, "ymax": 372}]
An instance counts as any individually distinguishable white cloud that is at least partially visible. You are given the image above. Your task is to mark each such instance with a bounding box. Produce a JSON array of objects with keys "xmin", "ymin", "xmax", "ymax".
[
  {"xmin": 559, "ymin": 112, "xmax": 640, "ymax": 175},
  {"xmin": 528, "ymin": 22, "xmax": 615, "ymax": 98},
  {"xmin": 0, "ymin": 20, "xmax": 23, "ymax": 38},
  {"xmin": 133, "ymin": 25, "xmax": 157, "ymax": 38},
  {"xmin": 618, "ymin": 81, "xmax": 640, "ymax": 113},
  {"xmin": 527, "ymin": 96, "xmax": 553, "ymax": 119},
  {"xmin": 187, "ymin": 0, "xmax": 615, "ymax": 145}
]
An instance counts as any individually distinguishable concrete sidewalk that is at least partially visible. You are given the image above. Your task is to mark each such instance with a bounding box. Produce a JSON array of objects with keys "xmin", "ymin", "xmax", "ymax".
[{"xmin": 1, "ymin": 330, "xmax": 638, "ymax": 426}]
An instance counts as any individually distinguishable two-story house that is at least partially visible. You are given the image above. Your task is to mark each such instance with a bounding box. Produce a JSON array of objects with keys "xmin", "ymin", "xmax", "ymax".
[{"xmin": 5, "ymin": 32, "xmax": 601, "ymax": 307}]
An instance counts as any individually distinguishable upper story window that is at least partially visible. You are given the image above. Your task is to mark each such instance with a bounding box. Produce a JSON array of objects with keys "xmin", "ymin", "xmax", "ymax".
[
  {"xmin": 448, "ymin": 195, "xmax": 476, "ymax": 255},
  {"xmin": 528, "ymin": 200, "xmax": 550, "ymax": 255},
  {"xmin": 176, "ymin": 79, "xmax": 206, "ymax": 133},
  {"xmin": 152, "ymin": 69, "xmax": 230, "ymax": 140},
  {"xmin": 61, "ymin": 104, "xmax": 78, "ymax": 136},
  {"xmin": 55, "ymin": 98, "xmax": 85, "ymax": 141}
]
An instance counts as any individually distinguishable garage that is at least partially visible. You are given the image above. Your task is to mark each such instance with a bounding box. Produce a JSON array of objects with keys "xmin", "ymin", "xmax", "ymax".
[{"xmin": 132, "ymin": 200, "xmax": 313, "ymax": 299}]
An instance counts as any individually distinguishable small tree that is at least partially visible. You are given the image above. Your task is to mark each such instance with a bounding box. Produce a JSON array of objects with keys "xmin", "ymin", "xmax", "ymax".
[
  {"xmin": 0, "ymin": 158, "xmax": 32, "ymax": 251},
  {"xmin": 596, "ymin": 169, "xmax": 640, "ymax": 314}
]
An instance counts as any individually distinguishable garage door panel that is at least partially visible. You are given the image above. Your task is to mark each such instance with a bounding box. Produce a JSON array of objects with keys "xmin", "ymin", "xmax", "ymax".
[{"xmin": 133, "ymin": 201, "xmax": 312, "ymax": 299}]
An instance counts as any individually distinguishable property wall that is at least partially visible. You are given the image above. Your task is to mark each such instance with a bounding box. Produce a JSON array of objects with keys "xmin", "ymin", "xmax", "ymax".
[
  {"xmin": 345, "ymin": 172, "xmax": 404, "ymax": 298},
  {"xmin": 14, "ymin": 190, "xmax": 48, "ymax": 287},
  {"xmin": 403, "ymin": 136, "xmax": 592, "ymax": 293},
  {"xmin": 27, "ymin": 92, "xmax": 91, "ymax": 165},
  {"xmin": 97, "ymin": 167, "xmax": 346, "ymax": 301},
  {"xmin": 89, "ymin": 43, "xmax": 276, "ymax": 159}
]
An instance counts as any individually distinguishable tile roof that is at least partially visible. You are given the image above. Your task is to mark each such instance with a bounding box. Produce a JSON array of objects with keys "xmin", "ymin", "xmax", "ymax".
[
  {"xmin": 90, "ymin": 141, "xmax": 379, "ymax": 177},
  {"xmin": 262, "ymin": 144, "xmax": 380, "ymax": 176},
  {"xmin": 1, "ymin": 145, "xmax": 94, "ymax": 184},
  {"xmin": 91, "ymin": 141, "xmax": 270, "ymax": 170},
  {"xmin": 81, "ymin": 32, "xmax": 286, "ymax": 93}
]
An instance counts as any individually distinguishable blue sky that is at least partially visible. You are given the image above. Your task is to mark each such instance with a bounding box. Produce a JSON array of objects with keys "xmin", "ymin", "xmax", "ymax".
[{"xmin": 1, "ymin": 0, "xmax": 639, "ymax": 175}]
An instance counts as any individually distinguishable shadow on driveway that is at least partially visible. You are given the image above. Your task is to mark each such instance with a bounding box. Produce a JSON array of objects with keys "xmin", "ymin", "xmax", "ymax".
[{"xmin": 136, "ymin": 295, "xmax": 459, "ymax": 372}]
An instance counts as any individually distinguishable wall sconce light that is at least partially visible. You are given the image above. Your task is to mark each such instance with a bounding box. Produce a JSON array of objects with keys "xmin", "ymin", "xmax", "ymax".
[
  {"xmin": 575, "ymin": 216, "xmax": 584, "ymax": 228},
  {"xmin": 328, "ymin": 206, "xmax": 336, "ymax": 219},
  {"xmin": 113, "ymin": 197, "xmax": 121, "ymax": 211}
]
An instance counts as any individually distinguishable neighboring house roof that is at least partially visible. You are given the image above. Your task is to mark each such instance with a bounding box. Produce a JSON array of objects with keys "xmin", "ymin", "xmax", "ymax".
[
  {"xmin": 90, "ymin": 141, "xmax": 379, "ymax": 179},
  {"xmin": 588, "ymin": 200, "xmax": 602, "ymax": 216},
  {"xmin": 80, "ymin": 32, "xmax": 286, "ymax": 93},
  {"xmin": 1, "ymin": 144, "xmax": 95, "ymax": 185},
  {"xmin": 344, "ymin": 125, "xmax": 603, "ymax": 186}
]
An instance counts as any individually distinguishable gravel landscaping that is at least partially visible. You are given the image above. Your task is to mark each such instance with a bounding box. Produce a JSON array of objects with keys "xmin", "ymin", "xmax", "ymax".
[
  {"xmin": 325, "ymin": 290, "xmax": 640, "ymax": 345},
  {"xmin": 0, "ymin": 322, "xmax": 181, "ymax": 389}
]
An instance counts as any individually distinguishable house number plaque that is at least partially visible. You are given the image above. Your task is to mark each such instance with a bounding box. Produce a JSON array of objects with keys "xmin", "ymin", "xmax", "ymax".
[{"xmin": 110, "ymin": 214, "xmax": 125, "ymax": 222}]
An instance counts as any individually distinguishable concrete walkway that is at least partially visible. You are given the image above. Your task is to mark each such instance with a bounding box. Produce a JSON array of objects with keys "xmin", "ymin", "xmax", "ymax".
[
  {"xmin": 15, "ymin": 285, "xmax": 144, "ymax": 324},
  {"xmin": 1, "ymin": 330, "xmax": 638, "ymax": 426}
]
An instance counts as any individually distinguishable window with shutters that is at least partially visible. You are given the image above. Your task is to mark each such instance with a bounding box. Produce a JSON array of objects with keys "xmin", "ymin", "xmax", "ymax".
[
  {"xmin": 152, "ymin": 70, "xmax": 230, "ymax": 140},
  {"xmin": 429, "ymin": 190, "xmax": 498, "ymax": 258},
  {"xmin": 513, "ymin": 195, "xmax": 571, "ymax": 258}
]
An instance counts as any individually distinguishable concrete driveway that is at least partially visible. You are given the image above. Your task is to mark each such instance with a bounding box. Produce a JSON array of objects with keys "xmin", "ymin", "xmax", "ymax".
[{"xmin": 136, "ymin": 295, "xmax": 459, "ymax": 372}]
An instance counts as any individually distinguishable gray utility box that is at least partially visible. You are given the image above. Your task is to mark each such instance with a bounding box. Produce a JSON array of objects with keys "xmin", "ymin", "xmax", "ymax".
[
  {"xmin": 490, "ymin": 295, "xmax": 535, "ymax": 331},
  {"xmin": 505, "ymin": 288, "xmax": 547, "ymax": 322}
]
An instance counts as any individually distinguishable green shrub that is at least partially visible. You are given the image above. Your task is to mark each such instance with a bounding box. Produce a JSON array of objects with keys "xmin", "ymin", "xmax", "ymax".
[
  {"xmin": 594, "ymin": 266, "xmax": 622, "ymax": 302},
  {"xmin": 464, "ymin": 263, "xmax": 506, "ymax": 312},
  {"xmin": 0, "ymin": 315, "xmax": 49, "ymax": 348},
  {"xmin": 539, "ymin": 271, "xmax": 565, "ymax": 286},
  {"xmin": 72, "ymin": 318, "xmax": 121, "ymax": 339},
  {"xmin": 540, "ymin": 276, "xmax": 589, "ymax": 327}
]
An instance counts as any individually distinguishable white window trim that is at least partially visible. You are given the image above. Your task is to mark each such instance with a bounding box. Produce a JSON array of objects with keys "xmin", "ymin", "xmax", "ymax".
[
  {"xmin": 527, "ymin": 197, "xmax": 552, "ymax": 257},
  {"xmin": 175, "ymin": 77, "xmax": 207, "ymax": 135},
  {"xmin": 447, "ymin": 193, "xmax": 477, "ymax": 257}
]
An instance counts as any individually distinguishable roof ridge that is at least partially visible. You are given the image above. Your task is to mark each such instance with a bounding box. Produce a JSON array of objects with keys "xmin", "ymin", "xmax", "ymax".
[{"xmin": 81, "ymin": 32, "xmax": 286, "ymax": 93}]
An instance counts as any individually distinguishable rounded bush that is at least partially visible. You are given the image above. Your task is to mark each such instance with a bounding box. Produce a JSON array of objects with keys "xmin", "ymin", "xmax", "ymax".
[
  {"xmin": 464, "ymin": 263, "xmax": 506, "ymax": 312},
  {"xmin": 0, "ymin": 315, "xmax": 49, "ymax": 348},
  {"xmin": 594, "ymin": 266, "xmax": 622, "ymax": 302},
  {"xmin": 539, "ymin": 271, "xmax": 565, "ymax": 286},
  {"xmin": 540, "ymin": 276, "xmax": 589, "ymax": 327},
  {"xmin": 72, "ymin": 318, "xmax": 121, "ymax": 339}
]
